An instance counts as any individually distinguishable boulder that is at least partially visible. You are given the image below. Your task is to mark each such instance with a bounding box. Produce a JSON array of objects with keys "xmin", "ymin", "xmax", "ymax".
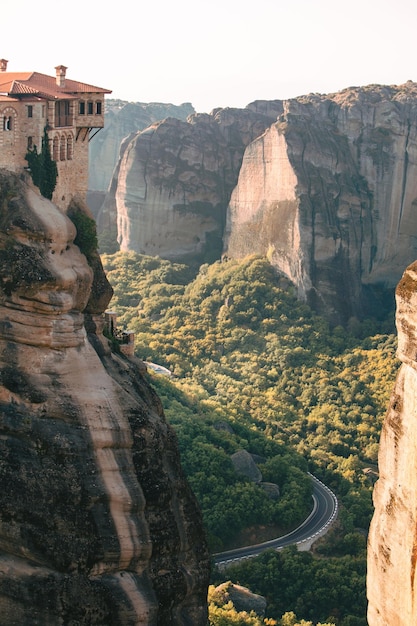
[
  {"xmin": 260, "ymin": 482, "xmax": 281, "ymax": 500},
  {"xmin": 212, "ymin": 581, "xmax": 267, "ymax": 617},
  {"xmin": 231, "ymin": 449, "xmax": 262, "ymax": 483}
]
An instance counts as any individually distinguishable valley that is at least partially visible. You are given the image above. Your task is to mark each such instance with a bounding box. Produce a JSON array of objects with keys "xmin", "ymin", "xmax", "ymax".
[{"xmin": 101, "ymin": 251, "xmax": 398, "ymax": 625}]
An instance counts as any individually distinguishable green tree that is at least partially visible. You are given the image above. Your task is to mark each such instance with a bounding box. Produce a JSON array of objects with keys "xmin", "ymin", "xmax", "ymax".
[
  {"xmin": 101, "ymin": 251, "xmax": 398, "ymax": 624},
  {"xmin": 25, "ymin": 127, "xmax": 58, "ymax": 199},
  {"xmin": 68, "ymin": 207, "xmax": 98, "ymax": 260}
]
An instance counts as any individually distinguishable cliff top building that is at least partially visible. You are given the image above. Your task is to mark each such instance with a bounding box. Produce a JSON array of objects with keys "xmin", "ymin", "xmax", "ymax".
[{"xmin": 0, "ymin": 59, "xmax": 111, "ymax": 209}]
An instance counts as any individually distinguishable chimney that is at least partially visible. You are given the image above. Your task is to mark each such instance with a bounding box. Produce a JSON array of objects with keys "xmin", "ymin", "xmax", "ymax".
[
  {"xmin": 0, "ymin": 59, "xmax": 8, "ymax": 72},
  {"xmin": 55, "ymin": 65, "xmax": 67, "ymax": 87}
]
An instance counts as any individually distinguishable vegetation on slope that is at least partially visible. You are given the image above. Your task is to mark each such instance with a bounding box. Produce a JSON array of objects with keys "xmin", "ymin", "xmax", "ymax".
[{"xmin": 101, "ymin": 251, "xmax": 398, "ymax": 625}]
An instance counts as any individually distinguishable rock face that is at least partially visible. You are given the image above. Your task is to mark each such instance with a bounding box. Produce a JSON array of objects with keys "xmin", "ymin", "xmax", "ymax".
[
  {"xmin": 212, "ymin": 581, "xmax": 267, "ymax": 617},
  {"xmin": 98, "ymin": 84, "xmax": 417, "ymax": 323},
  {"xmin": 230, "ymin": 450, "xmax": 262, "ymax": 483},
  {"xmin": 224, "ymin": 83, "xmax": 417, "ymax": 324},
  {"xmin": 0, "ymin": 171, "xmax": 209, "ymax": 625},
  {"xmin": 88, "ymin": 100, "xmax": 195, "ymax": 194},
  {"xmin": 99, "ymin": 106, "xmax": 281, "ymax": 262},
  {"xmin": 367, "ymin": 260, "xmax": 417, "ymax": 625}
]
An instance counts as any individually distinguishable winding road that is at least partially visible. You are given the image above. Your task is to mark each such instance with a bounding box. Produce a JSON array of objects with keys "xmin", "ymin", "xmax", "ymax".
[{"xmin": 214, "ymin": 473, "xmax": 338, "ymax": 567}]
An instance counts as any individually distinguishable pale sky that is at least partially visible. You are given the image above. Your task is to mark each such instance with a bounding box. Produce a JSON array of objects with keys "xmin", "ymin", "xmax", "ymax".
[{"xmin": 3, "ymin": 0, "xmax": 417, "ymax": 113}]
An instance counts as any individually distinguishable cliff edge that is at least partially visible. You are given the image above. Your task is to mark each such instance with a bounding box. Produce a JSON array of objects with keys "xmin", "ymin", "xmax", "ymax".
[
  {"xmin": 0, "ymin": 170, "xmax": 209, "ymax": 625},
  {"xmin": 367, "ymin": 259, "xmax": 417, "ymax": 624},
  {"xmin": 99, "ymin": 84, "xmax": 417, "ymax": 325},
  {"xmin": 225, "ymin": 82, "xmax": 417, "ymax": 324}
]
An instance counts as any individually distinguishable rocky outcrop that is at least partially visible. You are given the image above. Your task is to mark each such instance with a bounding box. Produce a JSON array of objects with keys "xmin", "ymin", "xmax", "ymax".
[
  {"xmin": 97, "ymin": 84, "xmax": 417, "ymax": 323},
  {"xmin": 224, "ymin": 82, "xmax": 417, "ymax": 324},
  {"xmin": 0, "ymin": 170, "xmax": 209, "ymax": 625},
  {"xmin": 98, "ymin": 106, "xmax": 281, "ymax": 261},
  {"xmin": 367, "ymin": 260, "xmax": 417, "ymax": 625},
  {"xmin": 88, "ymin": 100, "xmax": 195, "ymax": 194},
  {"xmin": 211, "ymin": 581, "xmax": 267, "ymax": 617},
  {"xmin": 230, "ymin": 450, "xmax": 262, "ymax": 483}
]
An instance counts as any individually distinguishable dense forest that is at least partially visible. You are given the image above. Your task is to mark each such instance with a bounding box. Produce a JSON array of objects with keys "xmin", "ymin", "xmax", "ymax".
[{"xmin": 101, "ymin": 251, "xmax": 399, "ymax": 626}]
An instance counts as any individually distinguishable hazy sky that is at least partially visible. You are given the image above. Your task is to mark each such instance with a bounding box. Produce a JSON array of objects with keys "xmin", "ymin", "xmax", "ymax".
[{"xmin": 3, "ymin": 0, "xmax": 416, "ymax": 113}]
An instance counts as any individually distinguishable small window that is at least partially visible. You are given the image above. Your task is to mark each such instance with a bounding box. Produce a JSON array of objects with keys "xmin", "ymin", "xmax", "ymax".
[
  {"xmin": 53, "ymin": 136, "xmax": 59, "ymax": 161},
  {"xmin": 95, "ymin": 101, "xmax": 102, "ymax": 115},
  {"xmin": 3, "ymin": 116, "xmax": 12, "ymax": 131},
  {"xmin": 67, "ymin": 134, "xmax": 73, "ymax": 160},
  {"xmin": 27, "ymin": 105, "xmax": 33, "ymax": 118},
  {"xmin": 60, "ymin": 135, "xmax": 66, "ymax": 161},
  {"xmin": 27, "ymin": 136, "xmax": 33, "ymax": 149},
  {"xmin": 87, "ymin": 101, "xmax": 93, "ymax": 115},
  {"xmin": 79, "ymin": 100, "xmax": 85, "ymax": 115},
  {"xmin": 42, "ymin": 105, "xmax": 46, "ymax": 117}
]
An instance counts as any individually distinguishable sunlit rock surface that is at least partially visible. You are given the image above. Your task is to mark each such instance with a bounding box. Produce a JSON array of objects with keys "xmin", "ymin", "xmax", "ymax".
[
  {"xmin": 99, "ymin": 84, "xmax": 417, "ymax": 323},
  {"xmin": 0, "ymin": 170, "xmax": 209, "ymax": 625},
  {"xmin": 367, "ymin": 259, "xmax": 417, "ymax": 625},
  {"xmin": 100, "ymin": 106, "xmax": 281, "ymax": 262},
  {"xmin": 212, "ymin": 581, "xmax": 267, "ymax": 617},
  {"xmin": 224, "ymin": 82, "xmax": 417, "ymax": 324},
  {"xmin": 88, "ymin": 100, "xmax": 195, "ymax": 194}
]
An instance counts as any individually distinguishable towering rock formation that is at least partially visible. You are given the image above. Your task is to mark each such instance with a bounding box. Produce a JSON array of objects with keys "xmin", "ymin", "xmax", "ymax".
[
  {"xmin": 224, "ymin": 83, "xmax": 417, "ymax": 323},
  {"xmin": 0, "ymin": 170, "xmax": 209, "ymax": 625},
  {"xmin": 367, "ymin": 259, "xmax": 417, "ymax": 625},
  {"xmin": 98, "ymin": 84, "xmax": 417, "ymax": 323},
  {"xmin": 89, "ymin": 100, "xmax": 195, "ymax": 194},
  {"xmin": 98, "ymin": 106, "xmax": 282, "ymax": 261}
]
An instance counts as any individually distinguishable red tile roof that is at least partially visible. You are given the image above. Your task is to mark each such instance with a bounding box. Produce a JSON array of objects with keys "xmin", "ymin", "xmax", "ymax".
[{"xmin": 0, "ymin": 71, "xmax": 111, "ymax": 100}]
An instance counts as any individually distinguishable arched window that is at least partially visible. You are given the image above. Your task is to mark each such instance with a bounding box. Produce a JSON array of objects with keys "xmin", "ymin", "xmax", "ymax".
[
  {"xmin": 66, "ymin": 134, "xmax": 73, "ymax": 160},
  {"xmin": 1, "ymin": 107, "xmax": 17, "ymax": 133},
  {"xmin": 60, "ymin": 135, "xmax": 66, "ymax": 160},
  {"xmin": 53, "ymin": 135, "xmax": 59, "ymax": 161}
]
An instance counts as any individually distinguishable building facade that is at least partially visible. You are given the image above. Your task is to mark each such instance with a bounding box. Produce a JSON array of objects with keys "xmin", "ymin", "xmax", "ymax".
[{"xmin": 0, "ymin": 60, "xmax": 111, "ymax": 209}]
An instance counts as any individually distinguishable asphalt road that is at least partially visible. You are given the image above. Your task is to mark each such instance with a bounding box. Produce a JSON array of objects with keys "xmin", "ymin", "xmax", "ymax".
[{"xmin": 213, "ymin": 473, "xmax": 338, "ymax": 566}]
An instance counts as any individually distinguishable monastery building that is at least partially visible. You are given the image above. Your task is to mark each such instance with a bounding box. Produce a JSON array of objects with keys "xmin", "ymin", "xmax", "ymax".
[{"xmin": 0, "ymin": 59, "xmax": 111, "ymax": 210}]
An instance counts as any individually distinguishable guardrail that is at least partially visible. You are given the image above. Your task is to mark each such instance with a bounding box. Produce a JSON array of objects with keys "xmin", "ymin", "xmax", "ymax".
[{"xmin": 214, "ymin": 473, "xmax": 338, "ymax": 568}]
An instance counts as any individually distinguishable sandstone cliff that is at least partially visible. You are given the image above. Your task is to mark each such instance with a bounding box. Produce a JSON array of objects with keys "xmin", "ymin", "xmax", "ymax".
[
  {"xmin": 98, "ymin": 84, "xmax": 417, "ymax": 324},
  {"xmin": 88, "ymin": 100, "xmax": 195, "ymax": 196},
  {"xmin": 0, "ymin": 170, "xmax": 209, "ymax": 625},
  {"xmin": 98, "ymin": 106, "xmax": 281, "ymax": 261},
  {"xmin": 225, "ymin": 83, "xmax": 417, "ymax": 323},
  {"xmin": 367, "ymin": 260, "xmax": 417, "ymax": 625}
]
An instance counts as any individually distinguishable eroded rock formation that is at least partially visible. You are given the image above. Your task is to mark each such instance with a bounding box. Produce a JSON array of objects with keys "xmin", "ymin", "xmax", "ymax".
[
  {"xmin": 99, "ymin": 106, "xmax": 281, "ymax": 262},
  {"xmin": 98, "ymin": 84, "xmax": 417, "ymax": 324},
  {"xmin": 367, "ymin": 260, "xmax": 417, "ymax": 625},
  {"xmin": 88, "ymin": 100, "xmax": 195, "ymax": 194},
  {"xmin": 225, "ymin": 83, "xmax": 417, "ymax": 323},
  {"xmin": 0, "ymin": 170, "xmax": 209, "ymax": 625},
  {"xmin": 211, "ymin": 581, "xmax": 267, "ymax": 617}
]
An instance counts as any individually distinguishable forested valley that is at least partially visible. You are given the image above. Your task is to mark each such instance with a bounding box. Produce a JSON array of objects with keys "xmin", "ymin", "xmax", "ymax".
[{"xmin": 101, "ymin": 252, "xmax": 399, "ymax": 626}]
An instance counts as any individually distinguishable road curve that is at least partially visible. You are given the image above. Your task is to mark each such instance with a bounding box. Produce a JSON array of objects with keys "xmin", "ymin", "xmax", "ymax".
[{"xmin": 213, "ymin": 473, "xmax": 338, "ymax": 567}]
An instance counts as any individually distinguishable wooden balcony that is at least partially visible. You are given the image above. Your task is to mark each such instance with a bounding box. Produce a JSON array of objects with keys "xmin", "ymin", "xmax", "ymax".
[{"xmin": 55, "ymin": 114, "xmax": 72, "ymax": 128}]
